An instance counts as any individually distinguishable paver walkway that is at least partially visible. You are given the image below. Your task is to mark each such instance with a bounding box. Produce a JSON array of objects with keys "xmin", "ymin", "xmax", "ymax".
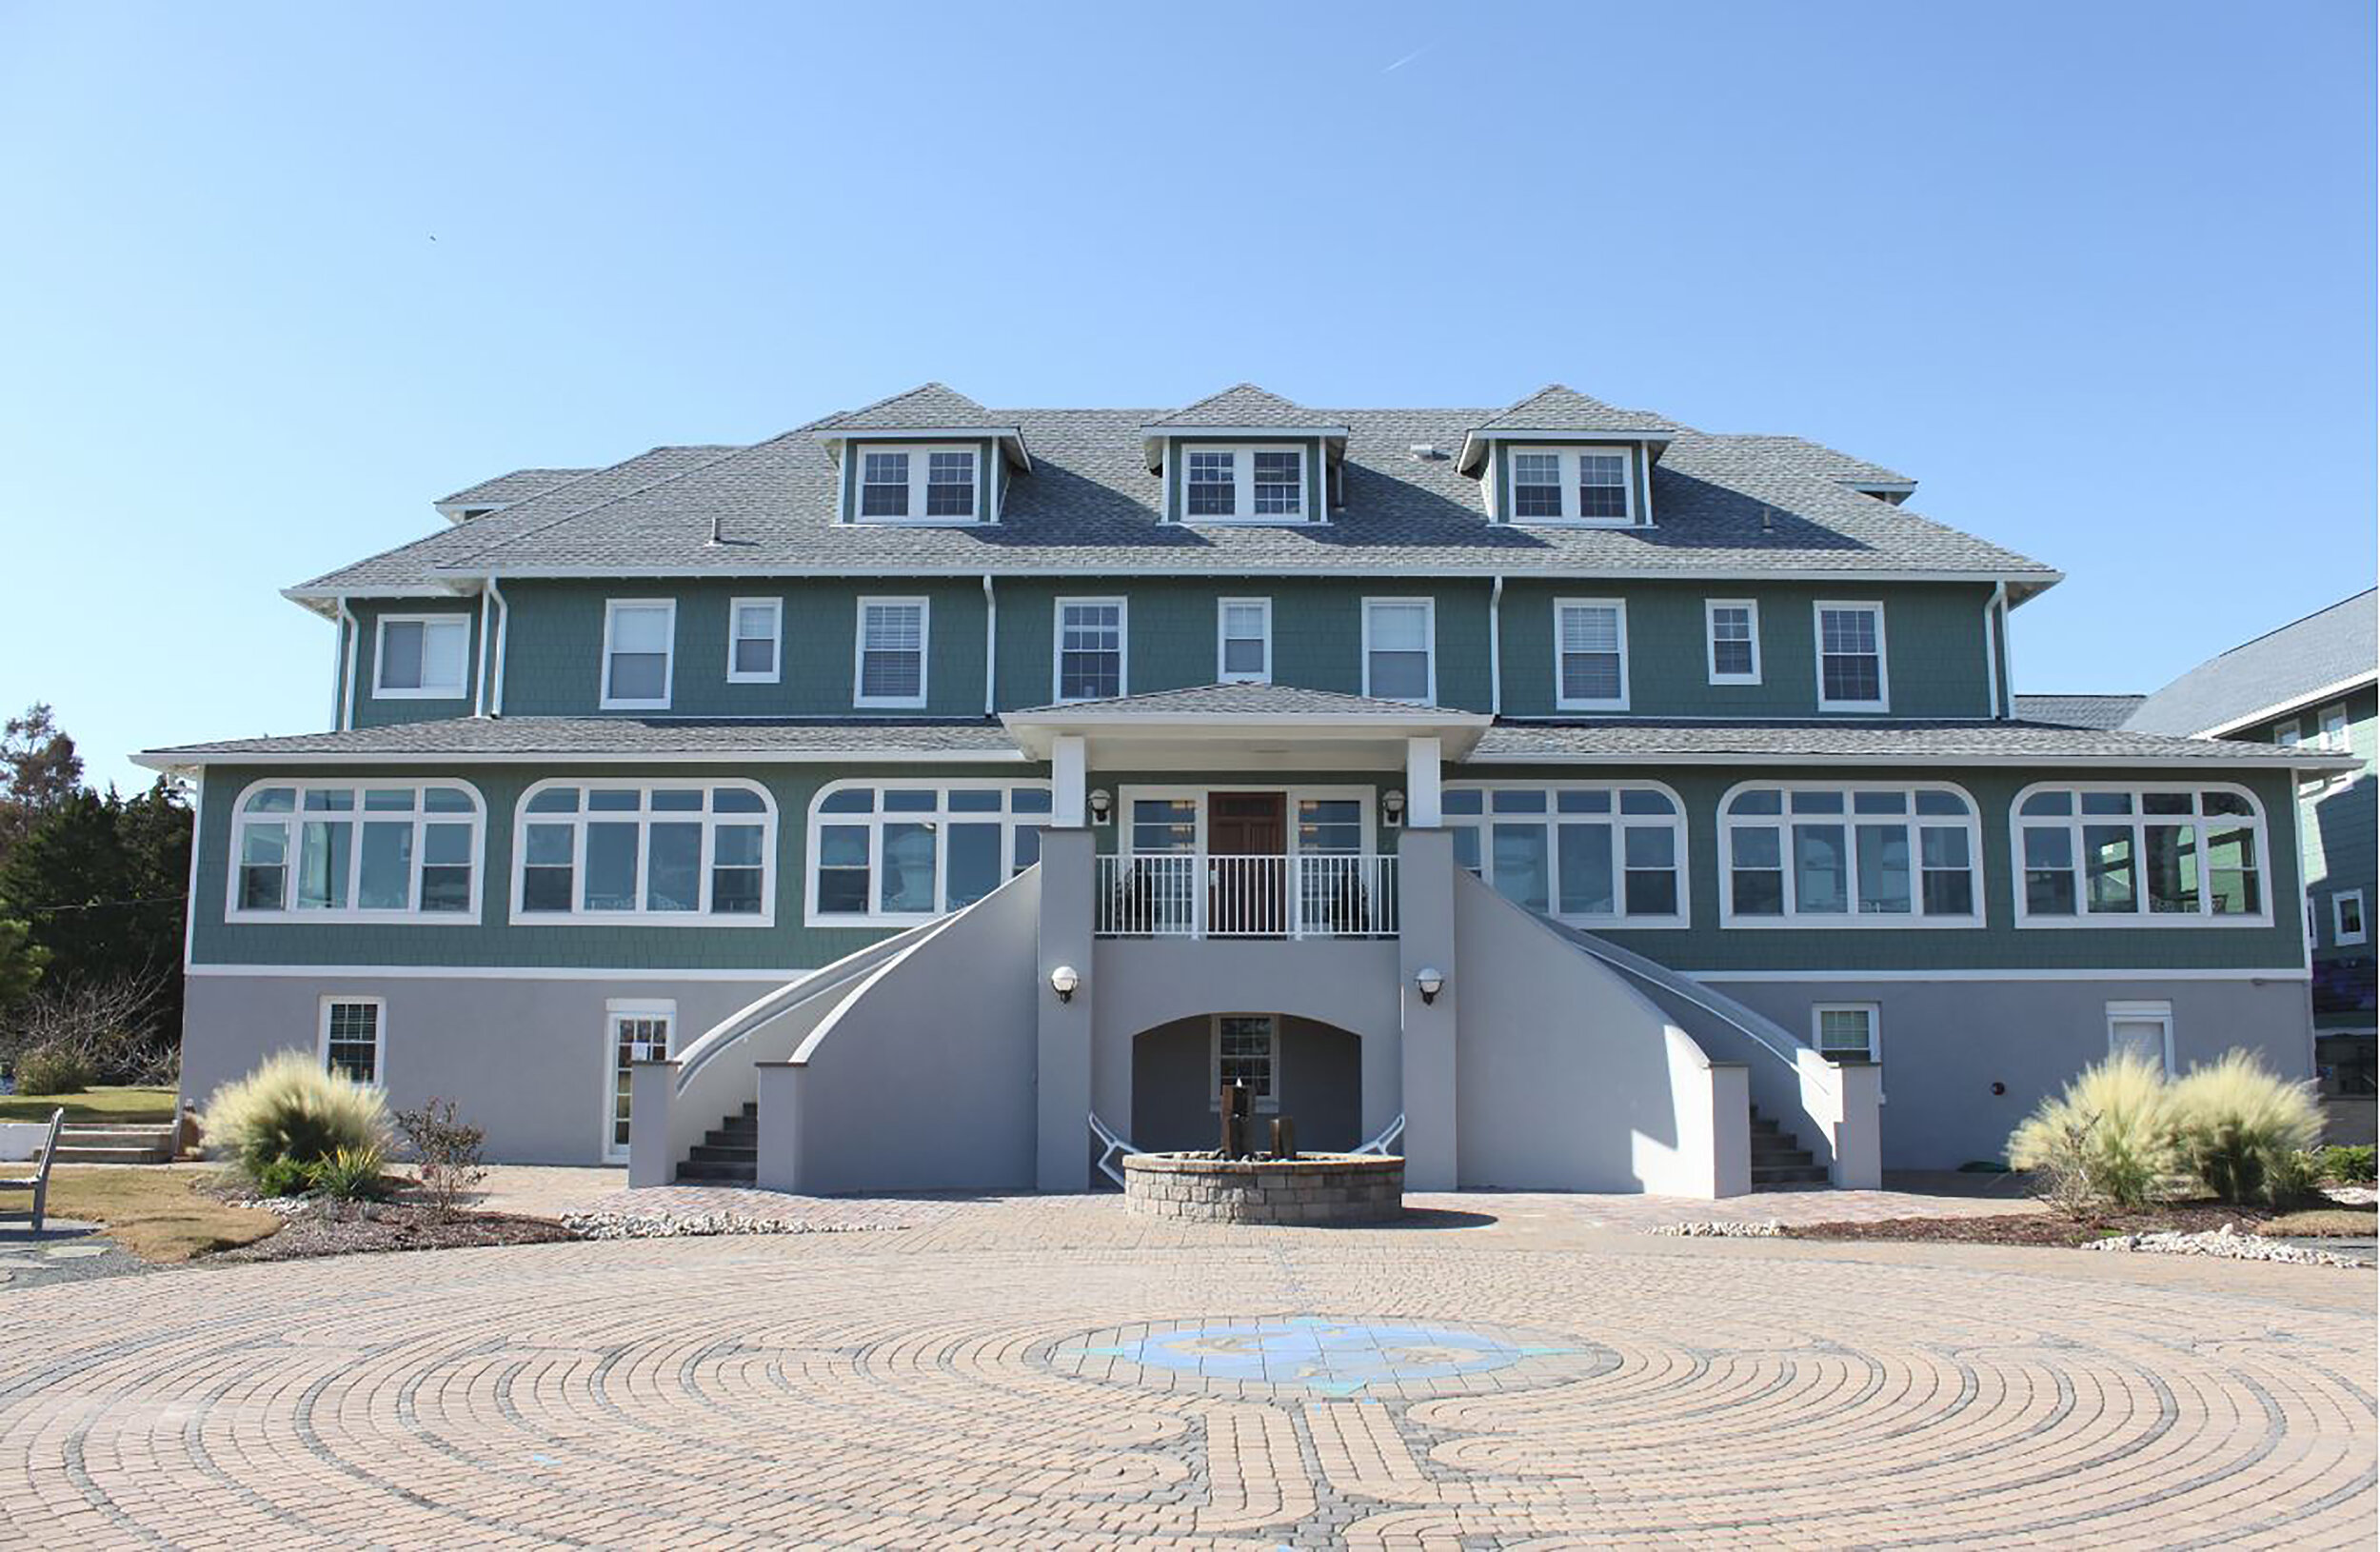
[{"xmin": 1, "ymin": 1194, "xmax": 2370, "ymax": 1547}]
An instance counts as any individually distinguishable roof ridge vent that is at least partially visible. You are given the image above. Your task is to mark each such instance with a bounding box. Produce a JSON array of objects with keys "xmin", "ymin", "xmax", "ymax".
[{"xmin": 1408, "ymin": 443, "xmax": 1446, "ymax": 460}]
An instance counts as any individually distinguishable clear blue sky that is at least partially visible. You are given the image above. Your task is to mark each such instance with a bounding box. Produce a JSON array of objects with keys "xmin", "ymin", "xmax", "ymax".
[{"xmin": 4, "ymin": 1, "xmax": 2372, "ymax": 791}]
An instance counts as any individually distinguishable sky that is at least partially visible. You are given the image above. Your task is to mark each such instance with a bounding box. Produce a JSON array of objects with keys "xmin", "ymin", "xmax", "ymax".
[{"xmin": 2, "ymin": 0, "xmax": 2372, "ymax": 792}]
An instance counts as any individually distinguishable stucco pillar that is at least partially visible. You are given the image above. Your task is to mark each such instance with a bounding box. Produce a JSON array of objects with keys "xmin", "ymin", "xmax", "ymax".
[
  {"xmin": 626, "ymin": 1060, "xmax": 676, "ymax": 1188},
  {"xmin": 1036, "ymin": 826, "xmax": 1096, "ymax": 1191},
  {"xmin": 1051, "ymin": 735, "xmax": 1087, "ymax": 828},
  {"xmin": 755, "ymin": 1061, "xmax": 805, "ymax": 1192},
  {"xmin": 1397, "ymin": 826, "xmax": 1459, "ymax": 1190},
  {"xmin": 1404, "ymin": 736, "xmax": 1442, "ymax": 827},
  {"xmin": 1829, "ymin": 1060, "xmax": 1884, "ymax": 1190}
]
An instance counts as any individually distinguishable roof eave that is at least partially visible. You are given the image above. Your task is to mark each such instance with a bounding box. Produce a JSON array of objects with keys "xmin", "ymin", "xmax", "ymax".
[
  {"xmin": 812, "ymin": 427, "xmax": 1032, "ymax": 472},
  {"xmin": 2189, "ymin": 669, "xmax": 2380, "ymax": 739},
  {"xmin": 1456, "ymin": 428, "xmax": 1677, "ymax": 474},
  {"xmin": 1136, "ymin": 426, "xmax": 1352, "ymax": 470}
]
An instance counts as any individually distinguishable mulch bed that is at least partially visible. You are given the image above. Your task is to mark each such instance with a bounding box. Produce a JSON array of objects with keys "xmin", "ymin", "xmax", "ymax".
[
  {"xmin": 208, "ymin": 1202, "xmax": 576, "ymax": 1263},
  {"xmin": 1788, "ymin": 1201, "xmax": 2375, "ymax": 1249}
]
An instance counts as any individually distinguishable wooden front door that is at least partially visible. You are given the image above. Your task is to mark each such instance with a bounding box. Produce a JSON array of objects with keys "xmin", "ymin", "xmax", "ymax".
[{"xmin": 1208, "ymin": 791, "xmax": 1287, "ymax": 934}]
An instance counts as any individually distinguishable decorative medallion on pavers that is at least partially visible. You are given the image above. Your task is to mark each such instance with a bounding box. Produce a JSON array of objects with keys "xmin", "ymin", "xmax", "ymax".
[{"xmin": 1046, "ymin": 1315, "xmax": 1597, "ymax": 1397}]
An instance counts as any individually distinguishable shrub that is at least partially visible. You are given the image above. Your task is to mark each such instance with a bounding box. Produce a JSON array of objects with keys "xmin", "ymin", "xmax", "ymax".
[
  {"xmin": 394, "ymin": 1098, "xmax": 487, "ymax": 1220},
  {"xmin": 309, "ymin": 1144, "xmax": 390, "ymax": 1202},
  {"xmin": 202, "ymin": 1050, "xmax": 390, "ymax": 1184},
  {"xmin": 2169, "ymin": 1049, "xmax": 2322, "ymax": 1206},
  {"xmin": 13, "ymin": 1043, "xmax": 92, "ymax": 1095},
  {"xmin": 249, "ymin": 1157, "xmax": 312, "ymax": 1199},
  {"xmin": 2007, "ymin": 1052, "xmax": 2179, "ymax": 1211},
  {"xmin": 2314, "ymin": 1144, "xmax": 2376, "ymax": 1184}
]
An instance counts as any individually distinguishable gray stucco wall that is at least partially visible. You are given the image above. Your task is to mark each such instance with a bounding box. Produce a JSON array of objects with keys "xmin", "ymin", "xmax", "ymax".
[{"xmin": 1128, "ymin": 1014, "xmax": 1361, "ymax": 1154}]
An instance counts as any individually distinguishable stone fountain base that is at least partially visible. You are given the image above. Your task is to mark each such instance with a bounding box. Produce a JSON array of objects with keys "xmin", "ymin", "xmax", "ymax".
[{"xmin": 1121, "ymin": 1152, "xmax": 1404, "ymax": 1224}]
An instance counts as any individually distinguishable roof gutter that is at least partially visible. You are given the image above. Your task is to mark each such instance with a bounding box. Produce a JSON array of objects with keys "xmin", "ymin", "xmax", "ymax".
[
  {"xmin": 486, "ymin": 576, "xmax": 510, "ymax": 716},
  {"xmin": 285, "ymin": 564, "xmax": 2069, "ymax": 591},
  {"xmin": 1488, "ymin": 575, "xmax": 1505, "ymax": 716}
]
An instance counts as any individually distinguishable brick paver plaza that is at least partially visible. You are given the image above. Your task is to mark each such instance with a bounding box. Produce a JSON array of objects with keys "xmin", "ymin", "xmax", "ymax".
[{"xmin": 2, "ymin": 1192, "xmax": 2371, "ymax": 1547}]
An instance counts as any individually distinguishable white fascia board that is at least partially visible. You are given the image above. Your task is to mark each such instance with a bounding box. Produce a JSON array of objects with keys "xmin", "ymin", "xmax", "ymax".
[
  {"xmin": 188, "ymin": 963, "xmax": 806, "ymax": 982},
  {"xmin": 1458, "ymin": 749, "xmax": 2356, "ymax": 770},
  {"xmin": 813, "ymin": 427, "xmax": 1032, "ymax": 470},
  {"xmin": 451, "ymin": 563, "xmax": 2069, "ymax": 587},
  {"xmin": 131, "ymin": 747, "xmax": 1032, "ymax": 771},
  {"xmin": 2190, "ymin": 671, "xmax": 2380, "ymax": 739},
  {"xmin": 284, "ymin": 583, "xmax": 477, "ymax": 601},
  {"xmin": 1456, "ymin": 428, "xmax": 1676, "ymax": 473},
  {"xmin": 1686, "ymin": 966, "xmax": 2311, "ymax": 984}
]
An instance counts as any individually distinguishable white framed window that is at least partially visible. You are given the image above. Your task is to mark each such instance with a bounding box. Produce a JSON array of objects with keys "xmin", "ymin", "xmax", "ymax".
[
  {"xmin": 1812, "ymin": 1003, "xmax": 1880, "ymax": 1063},
  {"xmin": 1362, "ymin": 598, "xmax": 1436, "ymax": 704},
  {"xmin": 1721, "ymin": 782, "xmax": 1981, "ymax": 928},
  {"xmin": 2106, "ymin": 1000, "xmax": 2174, "ymax": 1076},
  {"xmin": 1054, "ymin": 598, "xmax": 1126, "ymax": 702},
  {"xmin": 513, "ymin": 780, "xmax": 776, "ymax": 925},
  {"xmin": 854, "ymin": 444, "xmax": 979, "ymax": 523},
  {"xmin": 605, "ymin": 998, "xmax": 675, "ymax": 1162},
  {"xmin": 806, "ymin": 780, "xmax": 1054, "ymax": 926},
  {"xmin": 854, "ymin": 597, "xmax": 929, "ymax": 709},
  {"xmin": 1705, "ymin": 599, "xmax": 1761, "ymax": 686},
  {"xmin": 601, "ymin": 598, "xmax": 676, "ymax": 709},
  {"xmin": 2314, "ymin": 703, "xmax": 2350, "ymax": 753},
  {"xmin": 1555, "ymin": 599, "xmax": 1629, "ymax": 710},
  {"xmin": 1180, "ymin": 445, "xmax": 1307, "ymax": 522},
  {"xmin": 1814, "ymin": 601, "xmax": 1887, "ymax": 711},
  {"xmin": 231, "ymin": 780, "xmax": 484, "ymax": 921},
  {"xmin": 372, "ymin": 614, "xmax": 469, "ymax": 699},
  {"xmin": 1218, "ymin": 598, "xmax": 1272, "ymax": 684},
  {"xmin": 2013, "ymin": 783, "xmax": 2270, "ymax": 926},
  {"xmin": 1441, "ymin": 782, "xmax": 1688, "ymax": 927},
  {"xmin": 726, "ymin": 597, "xmax": 782, "ymax": 684},
  {"xmin": 319, "ymin": 996, "xmax": 385, "ymax": 1085},
  {"xmin": 2334, "ymin": 890, "xmax": 2369, "ymax": 947},
  {"xmin": 1505, "ymin": 446, "xmax": 1636, "ymax": 525},
  {"xmin": 1212, "ymin": 1013, "xmax": 1280, "ymax": 1111}
]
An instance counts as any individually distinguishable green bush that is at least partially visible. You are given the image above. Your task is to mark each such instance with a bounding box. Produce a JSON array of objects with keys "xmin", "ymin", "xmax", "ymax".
[
  {"xmin": 13, "ymin": 1044, "xmax": 93, "ymax": 1095},
  {"xmin": 2314, "ymin": 1144, "xmax": 2375, "ymax": 1184},
  {"xmin": 2170, "ymin": 1049, "xmax": 2322, "ymax": 1206},
  {"xmin": 249, "ymin": 1157, "xmax": 312, "ymax": 1199},
  {"xmin": 201, "ymin": 1050, "xmax": 390, "ymax": 1183},
  {"xmin": 2007, "ymin": 1052, "xmax": 2179, "ymax": 1211},
  {"xmin": 308, "ymin": 1144, "xmax": 389, "ymax": 1202}
]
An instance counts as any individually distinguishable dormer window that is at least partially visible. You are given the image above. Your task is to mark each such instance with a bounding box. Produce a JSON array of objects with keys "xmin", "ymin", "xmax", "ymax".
[
  {"xmin": 1179, "ymin": 445, "xmax": 1307, "ymax": 522},
  {"xmin": 855, "ymin": 445, "xmax": 979, "ymax": 523},
  {"xmin": 1506, "ymin": 446, "xmax": 1636, "ymax": 525}
]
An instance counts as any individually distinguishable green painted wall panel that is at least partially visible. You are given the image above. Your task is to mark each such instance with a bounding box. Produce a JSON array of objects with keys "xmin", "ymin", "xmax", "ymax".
[
  {"xmin": 2241, "ymin": 685, "xmax": 2376, "ymax": 1025},
  {"xmin": 347, "ymin": 599, "xmax": 482, "ymax": 728}
]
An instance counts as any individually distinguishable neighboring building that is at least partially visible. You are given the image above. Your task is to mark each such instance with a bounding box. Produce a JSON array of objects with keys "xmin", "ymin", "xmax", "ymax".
[
  {"xmin": 2011, "ymin": 694, "xmax": 2144, "ymax": 729},
  {"xmin": 135, "ymin": 383, "xmax": 2353, "ymax": 1195},
  {"xmin": 2125, "ymin": 589, "xmax": 2378, "ymax": 1099}
]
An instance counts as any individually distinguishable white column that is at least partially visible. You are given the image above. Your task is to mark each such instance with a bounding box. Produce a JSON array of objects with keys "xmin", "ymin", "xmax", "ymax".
[
  {"xmin": 1052, "ymin": 735, "xmax": 1086, "ymax": 826},
  {"xmin": 1404, "ymin": 736, "xmax": 1442, "ymax": 827}
]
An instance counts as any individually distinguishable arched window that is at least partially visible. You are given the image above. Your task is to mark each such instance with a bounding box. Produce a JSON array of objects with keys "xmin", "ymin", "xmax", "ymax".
[
  {"xmin": 230, "ymin": 779, "xmax": 485, "ymax": 921},
  {"xmin": 1720, "ymin": 782, "xmax": 1981, "ymax": 926},
  {"xmin": 512, "ymin": 780, "xmax": 777, "ymax": 925},
  {"xmin": 2012, "ymin": 784, "xmax": 2268, "ymax": 925},
  {"xmin": 806, "ymin": 780, "xmax": 1054, "ymax": 925},
  {"xmin": 1440, "ymin": 783, "xmax": 1687, "ymax": 926}
]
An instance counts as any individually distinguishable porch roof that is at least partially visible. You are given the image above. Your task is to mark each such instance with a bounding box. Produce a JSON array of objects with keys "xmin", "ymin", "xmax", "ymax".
[{"xmin": 1000, "ymin": 683, "xmax": 1492, "ymax": 767}]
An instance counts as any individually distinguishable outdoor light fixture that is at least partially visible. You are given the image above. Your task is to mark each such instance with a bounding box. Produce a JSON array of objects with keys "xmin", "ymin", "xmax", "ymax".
[
  {"xmin": 1087, "ymin": 788, "xmax": 1113, "ymax": 826},
  {"xmin": 1415, "ymin": 966, "xmax": 1444, "ymax": 1005},
  {"xmin": 1382, "ymin": 788, "xmax": 1406, "ymax": 826},
  {"xmin": 1048, "ymin": 965, "xmax": 1080, "ymax": 1004}
]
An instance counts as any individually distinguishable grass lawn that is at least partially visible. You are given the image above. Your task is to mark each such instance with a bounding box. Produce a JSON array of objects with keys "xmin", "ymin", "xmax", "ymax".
[
  {"xmin": 0, "ymin": 1166, "xmax": 279, "ymax": 1261},
  {"xmin": 0, "ymin": 1085, "xmax": 178, "ymax": 1125}
]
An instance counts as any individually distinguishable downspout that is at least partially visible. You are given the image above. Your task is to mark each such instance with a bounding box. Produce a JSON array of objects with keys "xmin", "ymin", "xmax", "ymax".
[
  {"xmin": 1983, "ymin": 582, "xmax": 2008, "ymax": 719},
  {"xmin": 1487, "ymin": 575, "xmax": 1505, "ymax": 716},
  {"xmin": 472, "ymin": 583, "xmax": 492, "ymax": 717},
  {"xmin": 486, "ymin": 576, "xmax": 510, "ymax": 716},
  {"xmin": 334, "ymin": 597, "xmax": 359, "ymax": 732},
  {"xmin": 982, "ymin": 573, "xmax": 998, "ymax": 716}
]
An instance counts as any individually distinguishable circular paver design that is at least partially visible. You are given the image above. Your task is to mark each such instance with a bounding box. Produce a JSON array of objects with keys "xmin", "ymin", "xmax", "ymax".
[{"xmin": 0, "ymin": 1208, "xmax": 2371, "ymax": 1547}]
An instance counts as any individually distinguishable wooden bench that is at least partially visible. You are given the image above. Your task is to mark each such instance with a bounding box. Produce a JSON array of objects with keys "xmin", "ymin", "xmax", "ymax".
[{"xmin": 0, "ymin": 1108, "xmax": 66, "ymax": 1232}]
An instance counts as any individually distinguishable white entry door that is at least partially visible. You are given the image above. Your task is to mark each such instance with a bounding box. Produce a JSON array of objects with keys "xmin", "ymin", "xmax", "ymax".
[{"xmin": 605, "ymin": 999, "xmax": 676, "ymax": 1163}]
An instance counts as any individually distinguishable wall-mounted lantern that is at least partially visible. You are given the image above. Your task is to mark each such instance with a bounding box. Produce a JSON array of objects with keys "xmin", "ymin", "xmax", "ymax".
[
  {"xmin": 1087, "ymin": 789, "xmax": 1113, "ymax": 826},
  {"xmin": 1382, "ymin": 789, "xmax": 1406, "ymax": 827},
  {"xmin": 1049, "ymin": 965, "xmax": 1080, "ymax": 1004},
  {"xmin": 1415, "ymin": 966, "xmax": 1444, "ymax": 1005}
]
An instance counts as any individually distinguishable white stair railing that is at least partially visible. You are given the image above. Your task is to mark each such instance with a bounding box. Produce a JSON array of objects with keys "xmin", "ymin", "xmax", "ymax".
[{"xmin": 1093, "ymin": 854, "xmax": 1398, "ymax": 938}]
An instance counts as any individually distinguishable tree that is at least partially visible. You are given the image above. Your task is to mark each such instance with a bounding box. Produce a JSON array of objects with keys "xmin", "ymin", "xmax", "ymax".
[
  {"xmin": 0, "ymin": 917, "xmax": 44, "ymax": 1008},
  {"xmin": 0, "ymin": 780, "xmax": 191, "ymax": 1049},
  {"xmin": 0, "ymin": 704, "xmax": 83, "ymax": 865}
]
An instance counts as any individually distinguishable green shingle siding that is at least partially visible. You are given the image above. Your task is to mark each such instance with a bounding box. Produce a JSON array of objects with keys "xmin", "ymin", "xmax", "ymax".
[
  {"xmin": 347, "ymin": 599, "xmax": 481, "ymax": 728},
  {"xmin": 2244, "ymin": 686, "xmax": 2376, "ymax": 1026}
]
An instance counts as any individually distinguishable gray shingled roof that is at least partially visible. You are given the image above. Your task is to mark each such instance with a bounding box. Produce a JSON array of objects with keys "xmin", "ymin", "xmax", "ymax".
[
  {"xmin": 811, "ymin": 382, "xmax": 1002, "ymax": 430},
  {"xmin": 2011, "ymin": 694, "xmax": 2148, "ymax": 729},
  {"xmin": 1475, "ymin": 384, "xmax": 1679, "ymax": 434},
  {"xmin": 435, "ymin": 468, "xmax": 595, "ymax": 509},
  {"xmin": 135, "ymin": 716, "xmax": 1021, "ymax": 766},
  {"xmin": 2125, "ymin": 590, "xmax": 2379, "ymax": 737},
  {"xmin": 1007, "ymin": 683, "xmax": 1478, "ymax": 718},
  {"xmin": 293, "ymin": 386, "xmax": 2057, "ymax": 596},
  {"xmin": 1145, "ymin": 384, "xmax": 1333, "ymax": 428},
  {"xmin": 1470, "ymin": 719, "xmax": 2339, "ymax": 766}
]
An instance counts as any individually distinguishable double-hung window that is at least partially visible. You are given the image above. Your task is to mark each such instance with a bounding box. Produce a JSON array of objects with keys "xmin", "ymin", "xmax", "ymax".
[
  {"xmin": 855, "ymin": 598, "xmax": 928, "ymax": 708},
  {"xmin": 1441, "ymin": 784, "xmax": 1687, "ymax": 926},
  {"xmin": 373, "ymin": 614, "xmax": 470, "ymax": 699},
  {"xmin": 807, "ymin": 782, "xmax": 1053, "ymax": 925},
  {"xmin": 1218, "ymin": 598, "xmax": 1272, "ymax": 684},
  {"xmin": 2013, "ymin": 785, "xmax": 2268, "ymax": 925},
  {"xmin": 1814, "ymin": 602, "xmax": 1887, "ymax": 711},
  {"xmin": 602, "ymin": 599, "xmax": 676, "ymax": 709},
  {"xmin": 1504, "ymin": 447, "xmax": 1636, "ymax": 524},
  {"xmin": 727, "ymin": 598, "xmax": 782, "ymax": 684},
  {"xmin": 1722, "ymin": 784, "xmax": 1981, "ymax": 926},
  {"xmin": 2331, "ymin": 890, "xmax": 2367, "ymax": 947},
  {"xmin": 1705, "ymin": 600, "xmax": 1761, "ymax": 685},
  {"xmin": 1213, "ymin": 1014, "xmax": 1279, "ymax": 1111},
  {"xmin": 232, "ymin": 781, "xmax": 482, "ymax": 919},
  {"xmin": 1055, "ymin": 599, "xmax": 1125, "ymax": 702},
  {"xmin": 514, "ymin": 782, "xmax": 775, "ymax": 925},
  {"xmin": 1555, "ymin": 600, "xmax": 1628, "ymax": 710},
  {"xmin": 1178, "ymin": 446, "xmax": 1306, "ymax": 522},
  {"xmin": 1362, "ymin": 598, "xmax": 1435, "ymax": 703},
  {"xmin": 320, "ymin": 997, "xmax": 384, "ymax": 1084},
  {"xmin": 855, "ymin": 445, "xmax": 979, "ymax": 522}
]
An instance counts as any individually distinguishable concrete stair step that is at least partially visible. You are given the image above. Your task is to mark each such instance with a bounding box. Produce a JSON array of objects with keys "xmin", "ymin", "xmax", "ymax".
[
  {"xmin": 688, "ymin": 1143, "xmax": 757, "ymax": 1164},
  {"xmin": 676, "ymin": 1160, "xmax": 758, "ymax": 1184},
  {"xmin": 59, "ymin": 1126, "xmax": 175, "ymax": 1144},
  {"xmin": 1752, "ymin": 1164, "xmax": 1831, "ymax": 1187},
  {"xmin": 51, "ymin": 1144, "xmax": 174, "ymax": 1164}
]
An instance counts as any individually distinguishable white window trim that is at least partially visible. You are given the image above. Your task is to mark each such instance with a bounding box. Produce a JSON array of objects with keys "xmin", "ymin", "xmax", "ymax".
[
  {"xmin": 600, "ymin": 598, "xmax": 677, "ymax": 710},
  {"xmin": 509, "ymin": 778, "xmax": 778, "ymax": 927},
  {"xmin": 2334, "ymin": 889, "xmax": 2369, "ymax": 947},
  {"xmin": 852, "ymin": 443, "xmax": 982, "ymax": 525},
  {"xmin": 1210, "ymin": 1012, "xmax": 1281, "ymax": 1113},
  {"xmin": 1361, "ymin": 596, "xmax": 1437, "ymax": 705},
  {"xmin": 2105, "ymin": 1000, "xmax": 2175, "ymax": 1076},
  {"xmin": 1440, "ymin": 780, "xmax": 1691, "ymax": 929},
  {"xmin": 228, "ymin": 778, "xmax": 487, "ymax": 924},
  {"xmin": 1216, "ymin": 597, "xmax": 1274, "ymax": 685},
  {"xmin": 604, "ymin": 997, "xmax": 676, "ymax": 1164},
  {"xmin": 1553, "ymin": 597, "xmax": 1630, "ymax": 712},
  {"xmin": 370, "ymin": 613, "xmax": 470, "ymax": 700},
  {"xmin": 803, "ymin": 778, "xmax": 1057, "ymax": 927},
  {"xmin": 318, "ymin": 995, "xmax": 387, "ymax": 1086},
  {"xmin": 1811, "ymin": 1002, "xmax": 1881, "ymax": 1063},
  {"xmin": 1179, "ymin": 444, "xmax": 1310, "ymax": 524},
  {"xmin": 2010, "ymin": 781, "xmax": 2273, "ymax": 929},
  {"xmin": 1052, "ymin": 596, "xmax": 1128, "ymax": 704},
  {"xmin": 725, "ymin": 597, "xmax": 783, "ymax": 685},
  {"xmin": 1717, "ymin": 780, "xmax": 1985, "ymax": 930},
  {"xmin": 1502, "ymin": 445, "xmax": 1637, "ymax": 527},
  {"xmin": 1704, "ymin": 598, "xmax": 1762, "ymax": 686},
  {"xmin": 853, "ymin": 596, "xmax": 931, "ymax": 710},
  {"xmin": 1813, "ymin": 600, "xmax": 1889, "ymax": 713}
]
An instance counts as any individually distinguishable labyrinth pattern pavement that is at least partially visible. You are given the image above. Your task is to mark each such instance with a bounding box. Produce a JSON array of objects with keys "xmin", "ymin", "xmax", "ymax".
[{"xmin": 0, "ymin": 1223, "xmax": 2372, "ymax": 1548}]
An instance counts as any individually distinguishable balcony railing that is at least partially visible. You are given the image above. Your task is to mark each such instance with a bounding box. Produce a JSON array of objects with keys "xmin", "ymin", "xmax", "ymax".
[{"xmin": 1094, "ymin": 853, "xmax": 1399, "ymax": 939}]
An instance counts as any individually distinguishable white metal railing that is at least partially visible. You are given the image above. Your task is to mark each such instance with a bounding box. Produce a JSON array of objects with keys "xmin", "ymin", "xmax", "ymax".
[{"xmin": 1094, "ymin": 853, "xmax": 1398, "ymax": 939}]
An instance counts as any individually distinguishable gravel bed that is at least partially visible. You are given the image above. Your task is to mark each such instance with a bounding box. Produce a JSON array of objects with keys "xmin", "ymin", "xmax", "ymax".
[
  {"xmin": 209, "ymin": 1201, "xmax": 575, "ymax": 1263},
  {"xmin": 2085, "ymin": 1223, "xmax": 2370, "ymax": 1267},
  {"xmin": 1651, "ymin": 1220, "xmax": 1784, "ymax": 1239},
  {"xmin": 561, "ymin": 1209, "xmax": 907, "ymax": 1240}
]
